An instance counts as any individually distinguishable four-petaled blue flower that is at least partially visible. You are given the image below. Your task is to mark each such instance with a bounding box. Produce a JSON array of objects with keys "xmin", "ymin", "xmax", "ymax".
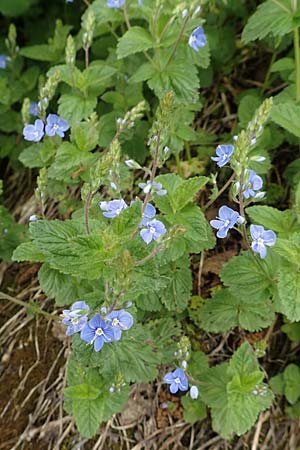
[
  {"xmin": 107, "ymin": 0, "xmax": 125, "ymax": 7},
  {"xmin": 61, "ymin": 301, "xmax": 90, "ymax": 336},
  {"xmin": 211, "ymin": 144, "xmax": 234, "ymax": 167},
  {"xmin": 139, "ymin": 180, "xmax": 167, "ymax": 196},
  {"xmin": 163, "ymin": 368, "xmax": 189, "ymax": 394},
  {"xmin": 210, "ymin": 206, "xmax": 239, "ymax": 238},
  {"xmin": 45, "ymin": 114, "xmax": 70, "ymax": 138},
  {"xmin": 106, "ymin": 309, "xmax": 134, "ymax": 340},
  {"xmin": 81, "ymin": 314, "xmax": 115, "ymax": 352},
  {"xmin": 190, "ymin": 385, "xmax": 199, "ymax": 399},
  {"xmin": 99, "ymin": 199, "xmax": 128, "ymax": 218},
  {"xmin": 188, "ymin": 26, "xmax": 207, "ymax": 52},
  {"xmin": 242, "ymin": 170, "xmax": 263, "ymax": 199},
  {"xmin": 140, "ymin": 219, "xmax": 166, "ymax": 244},
  {"xmin": 141, "ymin": 203, "xmax": 156, "ymax": 227},
  {"xmin": 250, "ymin": 224, "xmax": 276, "ymax": 259},
  {"xmin": 0, "ymin": 55, "xmax": 9, "ymax": 69},
  {"xmin": 29, "ymin": 101, "xmax": 39, "ymax": 117},
  {"xmin": 23, "ymin": 119, "xmax": 44, "ymax": 142}
]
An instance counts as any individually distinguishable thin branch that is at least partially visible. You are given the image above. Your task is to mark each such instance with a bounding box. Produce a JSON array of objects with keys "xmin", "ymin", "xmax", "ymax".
[{"xmin": 0, "ymin": 291, "xmax": 59, "ymax": 321}]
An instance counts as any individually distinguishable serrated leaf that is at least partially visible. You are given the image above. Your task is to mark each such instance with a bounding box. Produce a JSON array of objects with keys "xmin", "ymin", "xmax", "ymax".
[
  {"xmin": 48, "ymin": 142, "xmax": 96, "ymax": 181},
  {"xmin": 271, "ymin": 102, "xmax": 300, "ymax": 137},
  {"xmin": 246, "ymin": 205, "xmax": 297, "ymax": 233},
  {"xmin": 72, "ymin": 396, "xmax": 105, "ymax": 438},
  {"xmin": 65, "ymin": 383, "xmax": 101, "ymax": 400},
  {"xmin": 117, "ymin": 26, "xmax": 153, "ymax": 59},
  {"xmin": 201, "ymin": 344, "xmax": 273, "ymax": 438},
  {"xmin": 276, "ymin": 261, "xmax": 300, "ymax": 321},
  {"xmin": 148, "ymin": 56, "xmax": 200, "ymax": 103},
  {"xmin": 58, "ymin": 94, "xmax": 97, "ymax": 125},
  {"xmin": 283, "ymin": 364, "xmax": 300, "ymax": 404},
  {"xmin": 181, "ymin": 396, "xmax": 207, "ymax": 423},
  {"xmin": 159, "ymin": 258, "xmax": 192, "ymax": 311},
  {"xmin": 242, "ymin": 0, "xmax": 294, "ymax": 44},
  {"xmin": 29, "ymin": 220, "xmax": 110, "ymax": 279},
  {"xmin": 12, "ymin": 241, "xmax": 45, "ymax": 262},
  {"xmin": 198, "ymin": 288, "xmax": 274, "ymax": 333},
  {"xmin": 221, "ymin": 252, "xmax": 275, "ymax": 299}
]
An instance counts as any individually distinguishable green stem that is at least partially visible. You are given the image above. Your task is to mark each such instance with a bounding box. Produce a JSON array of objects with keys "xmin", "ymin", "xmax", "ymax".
[
  {"xmin": 261, "ymin": 51, "xmax": 277, "ymax": 93},
  {"xmin": 164, "ymin": 13, "xmax": 190, "ymax": 69},
  {"xmin": 294, "ymin": 26, "xmax": 300, "ymax": 102},
  {"xmin": 185, "ymin": 142, "xmax": 192, "ymax": 162},
  {"xmin": 175, "ymin": 152, "xmax": 182, "ymax": 176},
  {"xmin": 0, "ymin": 292, "xmax": 59, "ymax": 321}
]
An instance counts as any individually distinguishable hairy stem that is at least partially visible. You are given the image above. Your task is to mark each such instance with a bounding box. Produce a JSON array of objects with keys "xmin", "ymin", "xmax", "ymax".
[
  {"xmin": 165, "ymin": 14, "xmax": 190, "ymax": 68},
  {"xmin": 204, "ymin": 172, "xmax": 235, "ymax": 211}
]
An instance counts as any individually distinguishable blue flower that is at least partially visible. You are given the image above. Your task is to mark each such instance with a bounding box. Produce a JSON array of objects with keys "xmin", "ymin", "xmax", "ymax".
[
  {"xmin": 29, "ymin": 101, "xmax": 39, "ymax": 117},
  {"xmin": 0, "ymin": 55, "xmax": 9, "ymax": 69},
  {"xmin": 250, "ymin": 225, "xmax": 276, "ymax": 259},
  {"xmin": 211, "ymin": 144, "xmax": 234, "ymax": 167},
  {"xmin": 241, "ymin": 170, "xmax": 263, "ymax": 199},
  {"xmin": 45, "ymin": 114, "xmax": 70, "ymax": 138},
  {"xmin": 188, "ymin": 26, "xmax": 207, "ymax": 51},
  {"xmin": 99, "ymin": 199, "xmax": 128, "ymax": 218},
  {"xmin": 141, "ymin": 203, "xmax": 156, "ymax": 226},
  {"xmin": 61, "ymin": 301, "xmax": 90, "ymax": 336},
  {"xmin": 163, "ymin": 368, "xmax": 188, "ymax": 394},
  {"xmin": 140, "ymin": 219, "xmax": 166, "ymax": 244},
  {"xmin": 210, "ymin": 206, "xmax": 239, "ymax": 238},
  {"xmin": 23, "ymin": 119, "xmax": 44, "ymax": 142},
  {"xmin": 106, "ymin": 309, "xmax": 134, "ymax": 340},
  {"xmin": 107, "ymin": 0, "xmax": 125, "ymax": 7},
  {"xmin": 80, "ymin": 314, "xmax": 115, "ymax": 352},
  {"xmin": 139, "ymin": 180, "xmax": 167, "ymax": 196},
  {"xmin": 190, "ymin": 385, "xmax": 199, "ymax": 399}
]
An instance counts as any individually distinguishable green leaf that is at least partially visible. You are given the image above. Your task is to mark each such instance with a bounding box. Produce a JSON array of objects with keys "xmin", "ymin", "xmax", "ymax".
[
  {"xmin": 20, "ymin": 45, "xmax": 60, "ymax": 62},
  {"xmin": 58, "ymin": 94, "xmax": 97, "ymax": 125},
  {"xmin": 12, "ymin": 241, "xmax": 45, "ymax": 262},
  {"xmin": 283, "ymin": 364, "xmax": 300, "ymax": 404},
  {"xmin": 48, "ymin": 142, "xmax": 96, "ymax": 181},
  {"xmin": 238, "ymin": 93, "xmax": 262, "ymax": 128},
  {"xmin": 198, "ymin": 288, "xmax": 274, "ymax": 333},
  {"xmin": 19, "ymin": 139, "xmax": 57, "ymax": 169},
  {"xmin": 38, "ymin": 264, "xmax": 101, "ymax": 306},
  {"xmin": 246, "ymin": 205, "xmax": 297, "ymax": 234},
  {"xmin": 29, "ymin": 220, "xmax": 111, "ymax": 279},
  {"xmin": 281, "ymin": 322, "xmax": 300, "ymax": 342},
  {"xmin": 148, "ymin": 56, "xmax": 200, "ymax": 103},
  {"xmin": 242, "ymin": 0, "xmax": 294, "ymax": 44},
  {"xmin": 72, "ymin": 396, "xmax": 105, "ymax": 438},
  {"xmin": 201, "ymin": 343, "xmax": 273, "ymax": 438},
  {"xmin": 159, "ymin": 258, "xmax": 192, "ymax": 311},
  {"xmin": 173, "ymin": 176, "xmax": 208, "ymax": 210},
  {"xmin": 271, "ymin": 102, "xmax": 300, "ymax": 137},
  {"xmin": 117, "ymin": 26, "xmax": 153, "ymax": 59},
  {"xmin": 71, "ymin": 121, "xmax": 99, "ymax": 152},
  {"xmin": 0, "ymin": 0, "xmax": 34, "ymax": 16},
  {"xmin": 181, "ymin": 396, "xmax": 207, "ymax": 423},
  {"xmin": 220, "ymin": 252, "xmax": 275, "ymax": 299},
  {"xmin": 276, "ymin": 261, "xmax": 300, "ymax": 321},
  {"xmin": 129, "ymin": 62, "xmax": 156, "ymax": 84},
  {"xmin": 65, "ymin": 383, "xmax": 101, "ymax": 400}
]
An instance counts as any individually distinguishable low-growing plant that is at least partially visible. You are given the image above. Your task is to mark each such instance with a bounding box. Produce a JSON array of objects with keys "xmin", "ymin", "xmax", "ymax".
[{"xmin": 2, "ymin": 0, "xmax": 300, "ymax": 444}]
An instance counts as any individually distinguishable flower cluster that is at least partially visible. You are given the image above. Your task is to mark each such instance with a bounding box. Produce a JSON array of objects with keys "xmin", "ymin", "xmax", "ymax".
[
  {"xmin": 99, "ymin": 199, "xmax": 167, "ymax": 245},
  {"xmin": 23, "ymin": 114, "xmax": 70, "ymax": 142},
  {"xmin": 62, "ymin": 302, "xmax": 134, "ymax": 352}
]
